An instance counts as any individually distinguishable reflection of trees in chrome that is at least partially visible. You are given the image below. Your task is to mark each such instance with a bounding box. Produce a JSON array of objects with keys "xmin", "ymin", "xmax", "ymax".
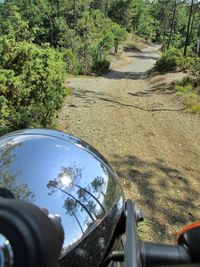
[
  {"xmin": 0, "ymin": 143, "xmax": 35, "ymax": 201},
  {"xmin": 77, "ymin": 188, "xmax": 98, "ymax": 217},
  {"xmin": 47, "ymin": 179, "xmax": 95, "ymax": 221},
  {"xmin": 59, "ymin": 167, "xmax": 105, "ymax": 214},
  {"xmin": 104, "ymin": 173, "xmax": 121, "ymax": 212},
  {"xmin": 91, "ymin": 176, "xmax": 105, "ymax": 197},
  {"xmin": 64, "ymin": 198, "xmax": 84, "ymax": 234},
  {"xmin": 47, "ymin": 165, "xmax": 107, "ymax": 233}
]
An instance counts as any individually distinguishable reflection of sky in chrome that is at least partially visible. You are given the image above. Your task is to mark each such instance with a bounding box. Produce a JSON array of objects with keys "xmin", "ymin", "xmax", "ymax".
[
  {"xmin": 0, "ymin": 135, "xmax": 109, "ymax": 247},
  {"xmin": 0, "ymin": 234, "xmax": 7, "ymax": 247}
]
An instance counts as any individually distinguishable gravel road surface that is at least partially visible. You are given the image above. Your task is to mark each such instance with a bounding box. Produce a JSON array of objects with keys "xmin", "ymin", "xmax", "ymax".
[{"xmin": 58, "ymin": 44, "xmax": 200, "ymax": 244}]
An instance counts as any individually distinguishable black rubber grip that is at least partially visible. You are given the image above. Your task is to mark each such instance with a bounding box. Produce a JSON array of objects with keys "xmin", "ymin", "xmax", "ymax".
[{"xmin": 140, "ymin": 241, "xmax": 191, "ymax": 267}]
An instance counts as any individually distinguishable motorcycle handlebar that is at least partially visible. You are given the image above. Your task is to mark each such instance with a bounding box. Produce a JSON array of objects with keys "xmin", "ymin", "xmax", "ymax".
[
  {"xmin": 103, "ymin": 242, "xmax": 192, "ymax": 267},
  {"xmin": 0, "ymin": 198, "xmax": 64, "ymax": 267},
  {"xmin": 104, "ymin": 200, "xmax": 195, "ymax": 267},
  {"xmin": 140, "ymin": 242, "xmax": 191, "ymax": 267},
  {"xmin": 0, "ymin": 198, "xmax": 197, "ymax": 267}
]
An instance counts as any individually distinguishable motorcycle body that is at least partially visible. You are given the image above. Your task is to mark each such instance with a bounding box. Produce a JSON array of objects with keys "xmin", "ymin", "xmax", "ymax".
[{"xmin": 0, "ymin": 129, "xmax": 199, "ymax": 267}]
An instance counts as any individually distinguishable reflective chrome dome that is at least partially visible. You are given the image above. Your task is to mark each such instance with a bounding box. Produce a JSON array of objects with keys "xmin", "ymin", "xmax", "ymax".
[{"xmin": 0, "ymin": 129, "xmax": 124, "ymax": 266}]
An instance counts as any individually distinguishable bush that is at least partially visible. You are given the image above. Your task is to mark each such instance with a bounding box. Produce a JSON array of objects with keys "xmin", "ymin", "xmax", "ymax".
[
  {"xmin": 62, "ymin": 48, "xmax": 79, "ymax": 75},
  {"xmin": 189, "ymin": 58, "xmax": 200, "ymax": 87},
  {"xmin": 0, "ymin": 37, "xmax": 67, "ymax": 134},
  {"xmin": 92, "ymin": 59, "xmax": 110, "ymax": 73},
  {"xmin": 173, "ymin": 76, "xmax": 200, "ymax": 114},
  {"xmin": 177, "ymin": 57, "xmax": 200, "ymax": 87},
  {"xmin": 190, "ymin": 104, "xmax": 200, "ymax": 113},
  {"xmin": 155, "ymin": 48, "xmax": 180, "ymax": 72},
  {"xmin": 175, "ymin": 84, "xmax": 193, "ymax": 95},
  {"xmin": 186, "ymin": 93, "xmax": 200, "ymax": 113},
  {"xmin": 180, "ymin": 76, "xmax": 194, "ymax": 86}
]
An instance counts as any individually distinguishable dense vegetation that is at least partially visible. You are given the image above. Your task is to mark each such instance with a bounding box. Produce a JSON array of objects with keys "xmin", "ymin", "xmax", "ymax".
[{"xmin": 0, "ymin": 0, "xmax": 200, "ymax": 134}]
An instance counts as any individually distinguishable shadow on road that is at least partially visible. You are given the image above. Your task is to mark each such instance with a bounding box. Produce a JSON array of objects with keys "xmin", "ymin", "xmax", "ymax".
[
  {"xmin": 129, "ymin": 54, "xmax": 159, "ymax": 60},
  {"xmin": 128, "ymin": 92, "xmax": 151, "ymax": 97},
  {"xmin": 127, "ymin": 84, "xmax": 175, "ymax": 98},
  {"xmin": 104, "ymin": 70, "xmax": 146, "ymax": 80},
  {"xmin": 111, "ymin": 154, "xmax": 199, "ymax": 243},
  {"xmin": 148, "ymin": 84, "xmax": 175, "ymax": 95},
  {"xmin": 73, "ymin": 88, "xmax": 186, "ymax": 112}
]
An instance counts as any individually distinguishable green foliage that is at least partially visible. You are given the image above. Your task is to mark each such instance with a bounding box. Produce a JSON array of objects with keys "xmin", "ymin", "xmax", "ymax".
[
  {"xmin": 0, "ymin": 36, "xmax": 66, "ymax": 134},
  {"xmin": 173, "ymin": 75, "xmax": 200, "ymax": 114},
  {"xmin": 177, "ymin": 57, "xmax": 200, "ymax": 86},
  {"xmin": 156, "ymin": 47, "xmax": 200, "ymax": 86},
  {"xmin": 92, "ymin": 59, "xmax": 110, "ymax": 73},
  {"xmin": 188, "ymin": 58, "xmax": 200, "ymax": 86},
  {"xmin": 0, "ymin": 1, "xmax": 129, "ymax": 76},
  {"xmin": 130, "ymin": 0, "xmax": 146, "ymax": 32},
  {"xmin": 73, "ymin": 10, "xmax": 115, "ymax": 74},
  {"xmin": 179, "ymin": 76, "xmax": 195, "ymax": 86},
  {"xmin": 111, "ymin": 23, "xmax": 127, "ymax": 53},
  {"xmin": 175, "ymin": 84, "xmax": 193, "ymax": 95},
  {"xmin": 0, "ymin": 2, "xmax": 34, "ymax": 41},
  {"xmin": 108, "ymin": 0, "xmax": 133, "ymax": 28},
  {"xmin": 137, "ymin": 13, "xmax": 154, "ymax": 40},
  {"xmin": 155, "ymin": 48, "xmax": 180, "ymax": 72},
  {"xmin": 62, "ymin": 49, "xmax": 79, "ymax": 74},
  {"xmin": 190, "ymin": 104, "xmax": 200, "ymax": 113},
  {"xmin": 186, "ymin": 92, "xmax": 200, "ymax": 114}
]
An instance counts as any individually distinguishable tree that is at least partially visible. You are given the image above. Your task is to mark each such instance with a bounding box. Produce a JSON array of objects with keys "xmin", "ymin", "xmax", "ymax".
[
  {"xmin": 130, "ymin": 0, "xmax": 146, "ymax": 32},
  {"xmin": 108, "ymin": 0, "xmax": 133, "ymax": 29},
  {"xmin": 167, "ymin": 0, "xmax": 177, "ymax": 49},
  {"xmin": 90, "ymin": 0, "xmax": 113, "ymax": 16},
  {"xmin": 111, "ymin": 23, "xmax": 127, "ymax": 54},
  {"xmin": 0, "ymin": 143, "xmax": 35, "ymax": 201},
  {"xmin": 184, "ymin": 0, "xmax": 194, "ymax": 56},
  {"xmin": 64, "ymin": 198, "xmax": 84, "ymax": 234}
]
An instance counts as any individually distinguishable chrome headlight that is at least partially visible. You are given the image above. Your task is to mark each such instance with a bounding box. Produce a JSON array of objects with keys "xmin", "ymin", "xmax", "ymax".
[{"xmin": 0, "ymin": 129, "xmax": 124, "ymax": 266}]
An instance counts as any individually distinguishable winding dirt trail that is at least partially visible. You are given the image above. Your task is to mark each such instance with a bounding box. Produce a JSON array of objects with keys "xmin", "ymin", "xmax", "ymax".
[{"xmin": 58, "ymin": 44, "xmax": 200, "ymax": 244}]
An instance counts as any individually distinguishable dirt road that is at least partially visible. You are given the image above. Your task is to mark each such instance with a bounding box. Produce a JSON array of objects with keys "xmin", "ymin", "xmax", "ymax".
[{"xmin": 58, "ymin": 44, "xmax": 200, "ymax": 244}]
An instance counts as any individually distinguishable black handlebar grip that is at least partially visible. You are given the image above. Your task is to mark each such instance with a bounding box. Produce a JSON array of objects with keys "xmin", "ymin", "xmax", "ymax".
[
  {"xmin": 0, "ymin": 198, "xmax": 63, "ymax": 267},
  {"xmin": 140, "ymin": 241, "xmax": 191, "ymax": 267}
]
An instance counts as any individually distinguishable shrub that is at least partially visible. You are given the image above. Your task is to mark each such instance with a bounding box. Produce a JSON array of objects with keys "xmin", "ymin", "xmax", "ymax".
[
  {"xmin": 92, "ymin": 59, "xmax": 110, "ymax": 73},
  {"xmin": 180, "ymin": 76, "xmax": 194, "ymax": 86},
  {"xmin": 62, "ymin": 48, "xmax": 78, "ymax": 75},
  {"xmin": 175, "ymin": 84, "xmax": 193, "ymax": 94},
  {"xmin": 155, "ymin": 48, "xmax": 180, "ymax": 72},
  {"xmin": 189, "ymin": 58, "xmax": 200, "ymax": 87},
  {"xmin": 0, "ymin": 37, "xmax": 67, "ymax": 134},
  {"xmin": 178, "ymin": 57, "xmax": 200, "ymax": 87},
  {"xmin": 190, "ymin": 104, "xmax": 200, "ymax": 113},
  {"xmin": 173, "ymin": 76, "xmax": 200, "ymax": 114}
]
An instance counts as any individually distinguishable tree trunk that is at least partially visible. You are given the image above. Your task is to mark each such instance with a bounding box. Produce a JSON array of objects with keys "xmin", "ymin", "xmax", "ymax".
[
  {"xmin": 104, "ymin": 0, "xmax": 108, "ymax": 17},
  {"xmin": 162, "ymin": 17, "xmax": 167, "ymax": 51},
  {"xmin": 72, "ymin": 210, "xmax": 84, "ymax": 234},
  {"xmin": 189, "ymin": 3, "xmax": 197, "ymax": 42},
  {"xmin": 115, "ymin": 42, "xmax": 119, "ymax": 54},
  {"xmin": 167, "ymin": 0, "xmax": 177, "ymax": 50},
  {"xmin": 184, "ymin": 0, "xmax": 194, "ymax": 57},
  {"xmin": 73, "ymin": 0, "xmax": 77, "ymax": 33}
]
